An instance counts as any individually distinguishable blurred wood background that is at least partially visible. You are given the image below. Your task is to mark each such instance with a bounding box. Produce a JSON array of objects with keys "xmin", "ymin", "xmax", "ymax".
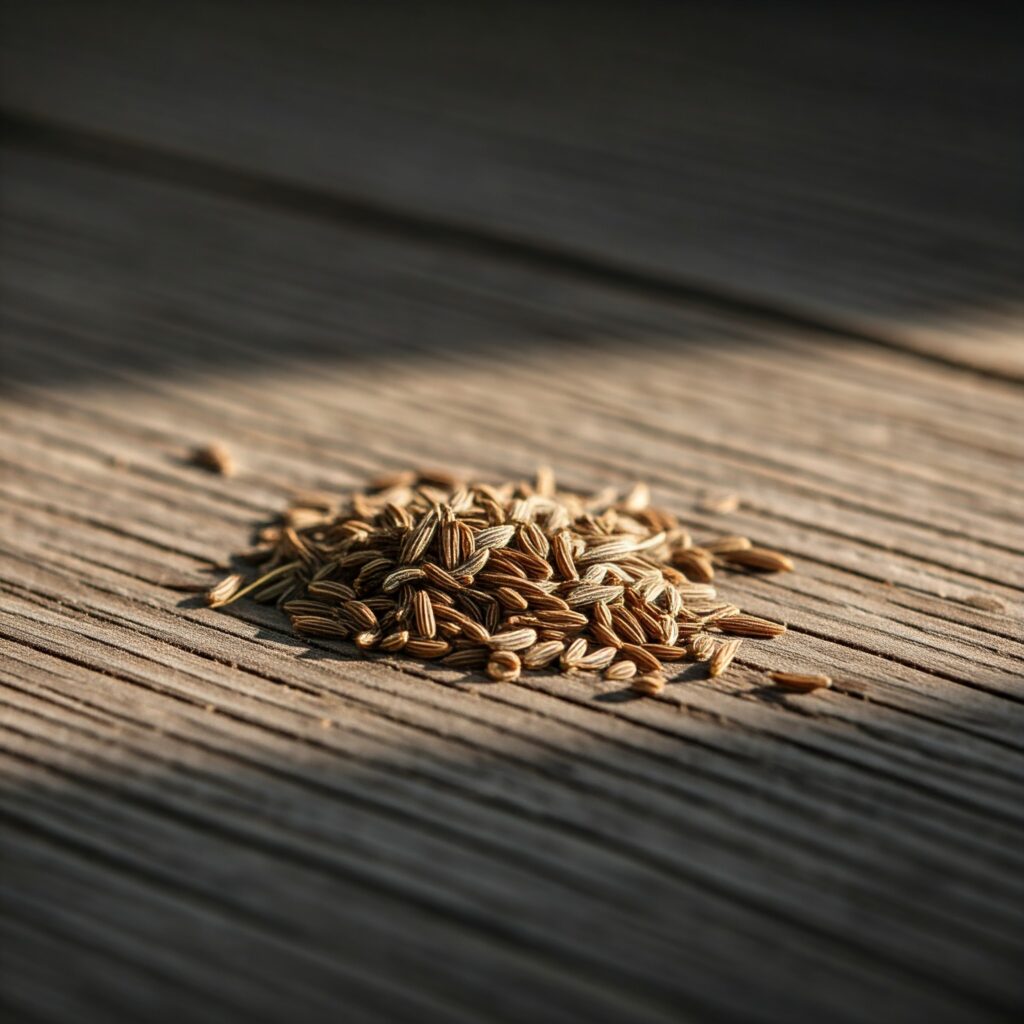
[{"xmin": 1, "ymin": 3, "xmax": 1022, "ymax": 1021}]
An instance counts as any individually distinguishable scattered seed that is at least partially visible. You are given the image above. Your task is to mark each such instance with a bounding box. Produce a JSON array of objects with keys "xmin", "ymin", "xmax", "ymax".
[
  {"xmin": 769, "ymin": 672, "xmax": 832, "ymax": 692},
  {"xmin": 191, "ymin": 441, "xmax": 234, "ymax": 476},
  {"xmin": 631, "ymin": 673, "xmax": 666, "ymax": 696},
  {"xmin": 709, "ymin": 638, "xmax": 743, "ymax": 678}
]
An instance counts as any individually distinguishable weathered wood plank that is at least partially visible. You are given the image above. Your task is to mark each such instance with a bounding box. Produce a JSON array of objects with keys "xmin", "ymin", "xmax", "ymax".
[
  {"xmin": 1, "ymin": 1, "xmax": 1022, "ymax": 374},
  {"xmin": 1, "ymin": 146, "xmax": 1023, "ymax": 1021}
]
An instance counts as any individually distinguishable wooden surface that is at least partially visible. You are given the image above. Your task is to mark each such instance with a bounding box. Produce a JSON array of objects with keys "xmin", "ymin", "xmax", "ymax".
[{"xmin": 1, "ymin": 4, "xmax": 1023, "ymax": 1022}]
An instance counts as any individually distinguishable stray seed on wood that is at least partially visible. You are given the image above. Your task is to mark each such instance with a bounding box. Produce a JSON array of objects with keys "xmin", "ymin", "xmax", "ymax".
[
  {"xmin": 715, "ymin": 614, "xmax": 787, "ymax": 638},
  {"xmin": 689, "ymin": 634, "xmax": 716, "ymax": 661},
  {"xmin": 709, "ymin": 638, "xmax": 743, "ymax": 678},
  {"xmin": 604, "ymin": 660, "xmax": 637, "ymax": 681},
  {"xmin": 487, "ymin": 650, "xmax": 522, "ymax": 682},
  {"xmin": 768, "ymin": 672, "xmax": 832, "ymax": 692},
  {"xmin": 719, "ymin": 547, "xmax": 794, "ymax": 572},
  {"xmin": 191, "ymin": 441, "xmax": 234, "ymax": 476},
  {"xmin": 206, "ymin": 573, "xmax": 243, "ymax": 607},
  {"xmin": 631, "ymin": 673, "xmax": 666, "ymax": 696}
]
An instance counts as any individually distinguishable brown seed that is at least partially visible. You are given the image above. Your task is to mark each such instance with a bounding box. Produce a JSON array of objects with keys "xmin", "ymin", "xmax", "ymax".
[
  {"xmin": 379, "ymin": 630, "xmax": 410, "ymax": 652},
  {"xmin": 768, "ymin": 672, "xmax": 832, "ymax": 693},
  {"xmin": 495, "ymin": 586, "xmax": 529, "ymax": 612},
  {"xmin": 719, "ymin": 547, "xmax": 794, "ymax": 572},
  {"xmin": 343, "ymin": 600, "xmax": 379, "ymax": 630},
  {"xmin": 191, "ymin": 441, "xmax": 234, "ymax": 476},
  {"xmin": 440, "ymin": 646, "xmax": 491, "ymax": 669},
  {"xmin": 620, "ymin": 643, "xmax": 664, "ymax": 674},
  {"xmin": 412, "ymin": 590, "xmax": 437, "ymax": 638},
  {"xmin": 631, "ymin": 673, "xmax": 666, "ymax": 696},
  {"xmin": 404, "ymin": 638, "xmax": 451, "ymax": 659},
  {"xmin": 709, "ymin": 638, "xmax": 743, "ymax": 678},
  {"xmin": 671, "ymin": 549, "xmax": 715, "ymax": 583},
  {"xmin": 642, "ymin": 643, "xmax": 688, "ymax": 662}
]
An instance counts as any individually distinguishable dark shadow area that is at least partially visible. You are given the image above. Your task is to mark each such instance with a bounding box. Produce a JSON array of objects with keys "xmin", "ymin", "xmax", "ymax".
[
  {"xmin": 1, "ymin": 0, "xmax": 1023, "ymax": 391},
  {"xmin": 3, "ymin": 658, "xmax": 1024, "ymax": 1024}
]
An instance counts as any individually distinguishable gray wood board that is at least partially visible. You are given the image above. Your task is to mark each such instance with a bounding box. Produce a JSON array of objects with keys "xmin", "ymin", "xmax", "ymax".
[
  {"xmin": 1, "ymin": 149, "xmax": 1023, "ymax": 1023},
  {"xmin": 1, "ymin": 1, "xmax": 1022, "ymax": 375}
]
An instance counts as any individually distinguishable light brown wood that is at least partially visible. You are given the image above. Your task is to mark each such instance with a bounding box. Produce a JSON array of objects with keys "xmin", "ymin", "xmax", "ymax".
[{"xmin": 1, "ymin": 114, "xmax": 1023, "ymax": 1024}]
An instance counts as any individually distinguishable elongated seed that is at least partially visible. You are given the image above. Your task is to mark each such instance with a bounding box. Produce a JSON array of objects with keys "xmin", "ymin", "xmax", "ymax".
[{"xmin": 769, "ymin": 672, "xmax": 832, "ymax": 692}]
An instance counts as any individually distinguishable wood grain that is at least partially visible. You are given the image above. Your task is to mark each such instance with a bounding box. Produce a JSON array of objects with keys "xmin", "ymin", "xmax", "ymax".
[
  {"xmin": 1, "ymin": 142, "xmax": 1023, "ymax": 1023},
  {"xmin": 1, "ymin": 1, "xmax": 1022, "ymax": 376}
]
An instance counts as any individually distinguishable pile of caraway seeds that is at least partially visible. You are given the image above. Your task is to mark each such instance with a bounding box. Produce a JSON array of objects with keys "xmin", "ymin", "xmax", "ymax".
[{"xmin": 208, "ymin": 469, "xmax": 830, "ymax": 696}]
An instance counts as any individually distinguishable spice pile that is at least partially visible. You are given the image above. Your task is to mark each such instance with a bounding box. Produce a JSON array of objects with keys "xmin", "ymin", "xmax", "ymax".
[{"xmin": 208, "ymin": 469, "xmax": 814, "ymax": 695}]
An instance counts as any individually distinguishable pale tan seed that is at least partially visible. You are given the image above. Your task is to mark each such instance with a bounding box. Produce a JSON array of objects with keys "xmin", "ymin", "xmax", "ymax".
[
  {"xmin": 206, "ymin": 573, "xmax": 243, "ymax": 607},
  {"xmin": 487, "ymin": 628, "xmax": 538, "ymax": 651},
  {"xmin": 642, "ymin": 643, "xmax": 688, "ymax": 662},
  {"xmin": 413, "ymin": 590, "xmax": 436, "ymax": 638},
  {"xmin": 487, "ymin": 650, "xmax": 522, "ymax": 682},
  {"xmin": 716, "ymin": 614, "xmax": 787, "ymax": 638},
  {"xmin": 473, "ymin": 524, "xmax": 517, "ymax": 550},
  {"xmin": 705, "ymin": 535, "xmax": 752, "ymax": 555},
  {"xmin": 440, "ymin": 647, "xmax": 491, "ymax": 668},
  {"xmin": 560, "ymin": 637, "xmax": 589, "ymax": 671},
  {"xmin": 576, "ymin": 646, "xmax": 618, "ymax": 671},
  {"xmin": 689, "ymin": 634, "xmax": 716, "ymax": 661},
  {"xmin": 566, "ymin": 583, "xmax": 624, "ymax": 607},
  {"xmin": 604, "ymin": 660, "xmax": 638, "ymax": 682},
  {"xmin": 522, "ymin": 640, "xmax": 565, "ymax": 669},
  {"xmin": 769, "ymin": 672, "xmax": 832, "ymax": 693},
  {"xmin": 631, "ymin": 673, "xmax": 666, "ymax": 696},
  {"xmin": 709, "ymin": 638, "xmax": 743, "ymax": 678}
]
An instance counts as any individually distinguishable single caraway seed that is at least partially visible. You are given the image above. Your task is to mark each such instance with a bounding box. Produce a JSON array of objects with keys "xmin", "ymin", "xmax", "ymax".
[
  {"xmin": 604, "ymin": 660, "xmax": 638, "ymax": 682},
  {"xmin": 631, "ymin": 673, "xmax": 666, "ymax": 696},
  {"xmin": 211, "ymin": 469, "xmax": 803, "ymax": 694},
  {"xmin": 768, "ymin": 672, "xmax": 832, "ymax": 693},
  {"xmin": 719, "ymin": 547, "xmax": 795, "ymax": 572},
  {"xmin": 715, "ymin": 614, "xmax": 787, "ymax": 638},
  {"xmin": 487, "ymin": 650, "xmax": 522, "ymax": 682},
  {"xmin": 709, "ymin": 638, "xmax": 743, "ymax": 678},
  {"xmin": 191, "ymin": 441, "xmax": 235, "ymax": 476}
]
